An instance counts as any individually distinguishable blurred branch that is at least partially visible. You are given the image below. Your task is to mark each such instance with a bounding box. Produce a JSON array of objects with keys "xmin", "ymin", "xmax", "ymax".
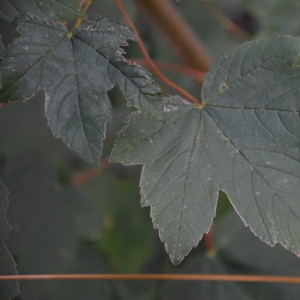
[
  {"xmin": 115, "ymin": 0, "xmax": 202, "ymax": 105},
  {"xmin": 130, "ymin": 59, "xmax": 205, "ymax": 83},
  {"xmin": 69, "ymin": 156, "xmax": 110, "ymax": 187},
  {"xmin": 131, "ymin": 0, "xmax": 212, "ymax": 72}
]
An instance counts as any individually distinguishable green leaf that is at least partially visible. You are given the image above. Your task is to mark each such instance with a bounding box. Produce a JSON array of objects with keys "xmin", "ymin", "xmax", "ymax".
[
  {"xmin": 0, "ymin": 0, "xmax": 85, "ymax": 22},
  {"xmin": 112, "ymin": 36, "xmax": 300, "ymax": 264},
  {"xmin": 0, "ymin": 14, "xmax": 163, "ymax": 168},
  {"xmin": 0, "ymin": 181, "xmax": 19, "ymax": 300}
]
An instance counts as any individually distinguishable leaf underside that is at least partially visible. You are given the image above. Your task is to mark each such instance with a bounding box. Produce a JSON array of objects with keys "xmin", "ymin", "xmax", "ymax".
[
  {"xmin": 0, "ymin": 14, "xmax": 163, "ymax": 168},
  {"xmin": 0, "ymin": 181, "xmax": 19, "ymax": 299},
  {"xmin": 0, "ymin": 0, "xmax": 85, "ymax": 22},
  {"xmin": 112, "ymin": 36, "xmax": 300, "ymax": 264}
]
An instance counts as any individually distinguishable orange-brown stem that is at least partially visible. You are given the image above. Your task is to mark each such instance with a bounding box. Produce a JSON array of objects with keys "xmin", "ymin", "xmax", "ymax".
[
  {"xmin": 1, "ymin": 273, "xmax": 300, "ymax": 283},
  {"xmin": 115, "ymin": 0, "xmax": 202, "ymax": 105},
  {"xmin": 132, "ymin": 0, "xmax": 212, "ymax": 72},
  {"xmin": 71, "ymin": 0, "xmax": 93, "ymax": 32},
  {"xmin": 70, "ymin": 169, "xmax": 97, "ymax": 187},
  {"xmin": 203, "ymin": 226, "xmax": 216, "ymax": 254},
  {"xmin": 131, "ymin": 59, "xmax": 205, "ymax": 83},
  {"xmin": 69, "ymin": 156, "xmax": 110, "ymax": 187}
]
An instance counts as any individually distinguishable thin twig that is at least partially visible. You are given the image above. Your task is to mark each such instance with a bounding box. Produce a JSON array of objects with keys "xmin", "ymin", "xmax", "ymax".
[
  {"xmin": 70, "ymin": 169, "xmax": 97, "ymax": 187},
  {"xmin": 1, "ymin": 273, "xmax": 300, "ymax": 283},
  {"xmin": 71, "ymin": 0, "xmax": 93, "ymax": 32},
  {"xmin": 132, "ymin": 0, "xmax": 212, "ymax": 72},
  {"xmin": 130, "ymin": 59, "xmax": 205, "ymax": 83},
  {"xmin": 114, "ymin": 0, "xmax": 203, "ymax": 106}
]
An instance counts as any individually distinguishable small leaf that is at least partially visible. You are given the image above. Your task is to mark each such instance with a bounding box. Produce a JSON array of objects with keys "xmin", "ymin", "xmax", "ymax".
[
  {"xmin": 0, "ymin": 14, "xmax": 163, "ymax": 168},
  {"xmin": 0, "ymin": 0, "xmax": 85, "ymax": 22},
  {"xmin": 112, "ymin": 36, "xmax": 300, "ymax": 264},
  {"xmin": 0, "ymin": 181, "xmax": 19, "ymax": 300}
]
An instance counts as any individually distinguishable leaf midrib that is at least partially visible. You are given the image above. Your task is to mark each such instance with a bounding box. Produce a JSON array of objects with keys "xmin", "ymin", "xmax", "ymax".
[{"xmin": 72, "ymin": 32, "xmax": 160, "ymax": 108}]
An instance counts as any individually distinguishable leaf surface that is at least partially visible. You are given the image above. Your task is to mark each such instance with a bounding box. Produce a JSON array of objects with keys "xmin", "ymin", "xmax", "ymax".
[
  {"xmin": 0, "ymin": 14, "xmax": 163, "ymax": 168},
  {"xmin": 112, "ymin": 36, "xmax": 300, "ymax": 264},
  {"xmin": 0, "ymin": 181, "xmax": 19, "ymax": 300},
  {"xmin": 0, "ymin": 0, "xmax": 85, "ymax": 22}
]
